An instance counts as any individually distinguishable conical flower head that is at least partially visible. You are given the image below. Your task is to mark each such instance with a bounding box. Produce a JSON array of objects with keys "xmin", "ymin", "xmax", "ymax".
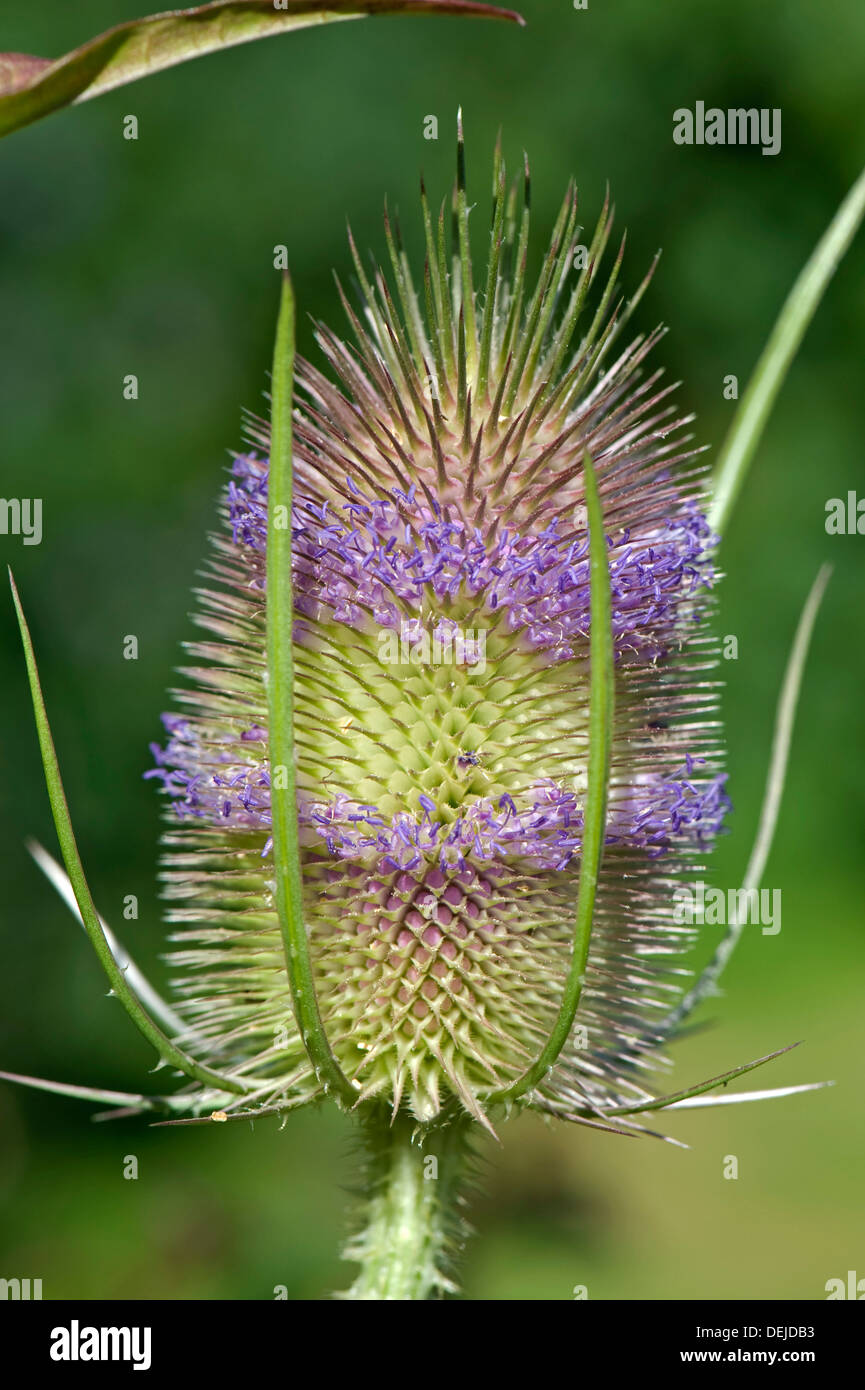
[{"xmin": 149, "ymin": 133, "xmax": 728, "ymax": 1129}]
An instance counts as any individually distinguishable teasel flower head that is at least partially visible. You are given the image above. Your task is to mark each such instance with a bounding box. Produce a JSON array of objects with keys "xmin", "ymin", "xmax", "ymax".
[
  {"xmin": 6, "ymin": 118, "xmax": 851, "ymax": 1301},
  {"xmin": 143, "ymin": 121, "xmax": 731, "ymax": 1135}
]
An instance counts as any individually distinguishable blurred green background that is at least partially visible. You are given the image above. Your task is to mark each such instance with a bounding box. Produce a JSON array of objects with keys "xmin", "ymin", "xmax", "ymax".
[{"xmin": 1, "ymin": 0, "xmax": 863, "ymax": 1300}]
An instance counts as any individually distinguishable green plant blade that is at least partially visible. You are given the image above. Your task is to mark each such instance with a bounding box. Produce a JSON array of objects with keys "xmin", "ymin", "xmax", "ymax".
[
  {"xmin": 0, "ymin": 1069, "xmax": 155, "ymax": 1110},
  {"xmin": 266, "ymin": 275, "xmax": 357, "ymax": 1107},
  {"xmin": 493, "ymin": 452, "xmax": 614, "ymax": 1104},
  {"xmin": 662, "ymin": 565, "xmax": 831, "ymax": 1036},
  {"xmin": 9, "ymin": 569, "xmax": 248, "ymax": 1097},
  {"xmin": 663, "ymin": 1080, "xmax": 833, "ymax": 1110},
  {"xmin": 602, "ymin": 1043, "xmax": 803, "ymax": 1117},
  {"xmin": 709, "ymin": 163, "xmax": 865, "ymax": 536},
  {"xmin": 152, "ymin": 1102, "xmax": 303, "ymax": 1126},
  {"xmin": 0, "ymin": 0, "xmax": 523, "ymax": 140}
]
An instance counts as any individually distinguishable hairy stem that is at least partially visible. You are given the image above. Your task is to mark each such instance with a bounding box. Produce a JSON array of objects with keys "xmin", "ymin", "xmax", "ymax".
[{"xmin": 342, "ymin": 1111, "xmax": 474, "ymax": 1300}]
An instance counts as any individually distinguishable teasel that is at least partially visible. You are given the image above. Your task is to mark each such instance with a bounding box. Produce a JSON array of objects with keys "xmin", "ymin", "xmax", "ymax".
[{"xmin": 8, "ymin": 121, "xmax": 857, "ymax": 1300}]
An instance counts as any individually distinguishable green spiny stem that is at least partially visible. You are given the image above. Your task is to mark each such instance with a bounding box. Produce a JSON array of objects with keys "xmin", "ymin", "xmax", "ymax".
[{"xmin": 341, "ymin": 1111, "xmax": 474, "ymax": 1300}]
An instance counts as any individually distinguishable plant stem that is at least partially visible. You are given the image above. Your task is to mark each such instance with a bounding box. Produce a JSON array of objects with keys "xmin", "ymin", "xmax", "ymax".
[{"xmin": 342, "ymin": 1111, "xmax": 473, "ymax": 1300}]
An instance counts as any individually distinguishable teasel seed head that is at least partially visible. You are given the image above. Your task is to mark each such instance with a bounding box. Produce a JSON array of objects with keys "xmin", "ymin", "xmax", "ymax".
[{"xmin": 147, "ymin": 127, "xmax": 728, "ymax": 1131}]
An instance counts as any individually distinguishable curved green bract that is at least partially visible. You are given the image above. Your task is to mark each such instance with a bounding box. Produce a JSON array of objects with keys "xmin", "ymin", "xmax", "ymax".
[
  {"xmin": 661, "ymin": 565, "xmax": 832, "ymax": 1037},
  {"xmin": 0, "ymin": 1, "xmax": 522, "ymax": 140},
  {"xmin": 696, "ymin": 168, "xmax": 865, "ymax": 1049},
  {"xmin": 266, "ymin": 275, "xmax": 358, "ymax": 1107},
  {"xmin": 603, "ymin": 1043, "xmax": 802, "ymax": 1116},
  {"xmin": 0, "ymin": 1070, "xmax": 155, "ymax": 1111},
  {"xmin": 709, "ymin": 162, "xmax": 865, "ymax": 537},
  {"xmin": 491, "ymin": 452, "xmax": 614, "ymax": 1104},
  {"xmin": 9, "ymin": 570, "xmax": 248, "ymax": 1097}
]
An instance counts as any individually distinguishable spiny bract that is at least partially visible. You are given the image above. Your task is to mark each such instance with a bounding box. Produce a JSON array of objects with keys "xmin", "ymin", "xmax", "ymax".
[{"xmin": 147, "ymin": 135, "xmax": 728, "ymax": 1131}]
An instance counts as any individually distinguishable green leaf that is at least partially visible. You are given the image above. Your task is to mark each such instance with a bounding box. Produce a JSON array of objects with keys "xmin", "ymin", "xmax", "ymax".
[
  {"xmin": 9, "ymin": 569, "xmax": 248, "ymax": 1097},
  {"xmin": 709, "ymin": 163, "xmax": 865, "ymax": 536},
  {"xmin": 493, "ymin": 452, "xmax": 614, "ymax": 1103},
  {"xmin": 265, "ymin": 275, "xmax": 357, "ymax": 1107},
  {"xmin": 0, "ymin": 1, "xmax": 523, "ymax": 140}
]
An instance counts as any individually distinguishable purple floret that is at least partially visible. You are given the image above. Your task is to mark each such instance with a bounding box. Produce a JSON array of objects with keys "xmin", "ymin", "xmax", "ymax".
[
  {"xmin": 228, "ymin": 455, "xmax": 716, "ymax": 663},
  {"xmin": 148, "ymin": 713, "xmax": 729, "ymax": 872},
  {"xmin": 149, "ymin": 458, "xmax": 727, "ymax": 879}
]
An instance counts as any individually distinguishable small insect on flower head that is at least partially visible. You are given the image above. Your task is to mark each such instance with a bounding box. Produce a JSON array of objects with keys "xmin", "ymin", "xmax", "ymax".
[{"xmin": 147, "ymin": 122, "xmax": 728, "ymax": 1133}]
